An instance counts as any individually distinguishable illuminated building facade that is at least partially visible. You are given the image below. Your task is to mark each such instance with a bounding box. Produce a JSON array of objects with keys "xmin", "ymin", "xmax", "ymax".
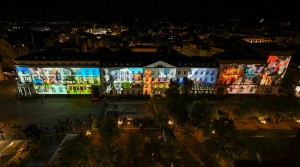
[
  {"xmin": 101, "ymin": 67, "xmax": 143, "ymax": 95},
  {"xmin": 214, "ymin": 52, "xmax": 292, "ymax": 95},
  {"xmin": 13, "ymin": 48, "xmax": 295, "ymax": 97},
  {"xmin": 215, "ymin": 63, "xmax": 264, "ymax": 94},
  {"xmin": 14, "ymin": 50, "xmax": 101, "ymax": 97}
]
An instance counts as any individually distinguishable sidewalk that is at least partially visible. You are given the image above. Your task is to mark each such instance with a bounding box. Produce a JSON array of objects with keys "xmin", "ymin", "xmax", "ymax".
[{"xmin": 0, "ymin": 122, "xmax": 25, "ymax": 141}]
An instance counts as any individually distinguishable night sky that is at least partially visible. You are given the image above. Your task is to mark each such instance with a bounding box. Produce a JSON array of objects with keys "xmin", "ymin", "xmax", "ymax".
[{"xmin": 0, "ymin": 0, "xmax": 299, "ymax": 22}]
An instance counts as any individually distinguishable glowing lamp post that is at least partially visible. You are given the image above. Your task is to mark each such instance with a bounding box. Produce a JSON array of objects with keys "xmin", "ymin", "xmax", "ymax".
[{"xmin": 118, "ymin": 119, "xmax": 123, "ymax": 126}]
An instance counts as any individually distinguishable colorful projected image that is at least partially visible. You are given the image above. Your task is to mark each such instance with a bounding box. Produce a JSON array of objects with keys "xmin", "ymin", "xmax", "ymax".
[
  {"xmin": 227, "ymin": 85, "xmax": 258, "ymax": 94},
  {"xmin": 243, "ymin": 64, "xmax": 264, "ymax": 84},
  {"xmin": 102, "ymin": 68, "xmax": 143, "ymax": 94},
  {"xmin": 176, "ymin": 68, "xmax": 218, "ymax": 94},
  {"xmin": 217, "ymin": 64, "xmax": 244, "ymax": 85},
  {"xmin": 260, "ymin": 56, "xmax": 291, "ymax": 86},
  {"xmin": 143, "ymin": 69, "xmax": 155, "ymax": 95},
  {"xmin": 157, "ymin": 68, "xmax": 176, "ymax": 80},
  {"xmin": 143, "ymin": 68, "xmax": 176, "ymax": 95},
  {"xmin": 29, "ymin": 67, "xmax": 100, "ymax": 94},
  {"xmin": 15, "ymin": 66, "xmax": 32, "ymax": 83},
  {"xmin": 67, "ymin": 85, "xmax": 92, "ymax": 94},
  {"xmin": 34, "ymin": 84, "xmax": 68, "ymax": 94},
  {"xmin": 187, "ymin": 68, "xmax": 218, "ymax": 84}
]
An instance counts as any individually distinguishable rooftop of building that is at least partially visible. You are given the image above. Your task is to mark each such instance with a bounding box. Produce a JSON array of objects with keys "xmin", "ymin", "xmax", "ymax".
[
  {"xmin": 14, "ymin": 49, "xmax": 99, "ymax": 61},
  {"xmin": 251, "ymin": 43, "xmax": 295, "ymax": 51},
  {"xmin": 212, "ymin": 51, "xmax": 267, "ymax": 62},
  {"xmin": 99, "ymin": 47, "xmax": 219, "ymax": 68},
  {"xmin": 14, "ymin": 46, "xmax": 273, "ymax": 67}
]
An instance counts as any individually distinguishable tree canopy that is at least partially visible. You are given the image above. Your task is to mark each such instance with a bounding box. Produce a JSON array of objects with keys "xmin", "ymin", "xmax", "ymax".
[
  {"xmin": 99, "ymin": 115, "xmax": 120, "ymax": 143},
  {"xmin": 190, "ymin": 98, "xmax": 213, "ymax": 135},
  {"xmin": 59, "ymin": 133, "xmax": 94, "ymax": 167}
]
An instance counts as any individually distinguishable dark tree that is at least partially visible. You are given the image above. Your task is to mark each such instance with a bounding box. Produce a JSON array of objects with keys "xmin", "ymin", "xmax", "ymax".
[
  {"xmin": 160, "ymin": 138, "xmax": 180, "ymax": 167},
  {"xmin": 205, "ymin": 117, "xmax": 243, "ymax": 166},
  {"xmin": 125, "ymin": 133, "xmax": 144, "ymax": 164},
  {"xmin": 190, "ymin": 98, "xmax": 213, "ymax": 135},
  {"xmin": 181, "ymin": 77, "xmax": 194, "ymax": 95},
  {"xmin": 99, "ymin": 115, "xmax": 120, "ymax": 143},
  {"xmin": 59, "ymin": 133, "xmax": 94, "ymax": 167},
  {"xmin": 165, "ymin": 79, "xmax": 180, "ymax": 97},
  {"xmin": 165, "ymin": 79, "xmax": 189, "ymax": 125}
]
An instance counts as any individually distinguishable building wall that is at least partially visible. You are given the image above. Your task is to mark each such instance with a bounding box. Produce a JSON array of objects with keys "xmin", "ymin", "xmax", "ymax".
[
  {"xmin": 15, "ymin": 65, "xmax": 100, "ymax": 96},
  {"xmin": 14, "ymin": 55, "xmax": 293, "ymax": 96},
  {"xmin": 176, "ymin": 67, "xmax": 218, "ymax": 94},
  {"xmin": 215, "ymin": 63, "xmax": 263, "ymax": 94},
  {"xmin": 101, "ymin": 67, "xmax": 143, "ymax": 95}
]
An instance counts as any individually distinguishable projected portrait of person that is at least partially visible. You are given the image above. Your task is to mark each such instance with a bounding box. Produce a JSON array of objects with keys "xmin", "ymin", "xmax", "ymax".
[{"xmin": 130, "ymin": 73, "xmax": 142, "ymax": 88}]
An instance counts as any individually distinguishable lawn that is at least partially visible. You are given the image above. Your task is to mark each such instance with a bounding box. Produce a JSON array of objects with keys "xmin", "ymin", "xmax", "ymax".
[{"xmin": 239, "ymin": 136, "xmax": 293, "ymax": 161}]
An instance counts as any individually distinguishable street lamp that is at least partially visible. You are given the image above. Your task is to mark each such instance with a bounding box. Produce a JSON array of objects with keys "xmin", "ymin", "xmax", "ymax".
[
  {"xmin": 260, "ymin": 120, "xmax": 266, "ymax": 124},
  {"xmin": 118, "ymin": 119, "xmax": 123, "ymax": 126},
  {"xmin": 86, "ymin": 131, "xmax": 91, "ymax": 136}
]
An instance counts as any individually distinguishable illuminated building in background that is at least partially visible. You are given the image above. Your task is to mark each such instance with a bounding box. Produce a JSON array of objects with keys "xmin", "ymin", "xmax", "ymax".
[
  {"xmin": 143, "ymin": 61, "xmax": 176, "ymax": 96},
  {"xmin": 214, "ymin": 53, "xmax": 267, "ymax": 94},
  {"xmin": 243, "ymin": 37, "xmax": 273, "ymax": 44},
  {"xmin": 253, "ymin": 49, "xmax": 294, "ymax": 94},
  {"xmin": 175, "ymin": 57, "xmax": 218, "ymax": 94},
  {"xmin": 14, "ymin": 49, "xmax": 101, "ymax": 97},
  {"xmin": 13, "ymin": 47, "xmax": 296, "ymax": 97},
  {"xmin": 101, "ymin": 67, "xmax": 143, "ymax": 95}
]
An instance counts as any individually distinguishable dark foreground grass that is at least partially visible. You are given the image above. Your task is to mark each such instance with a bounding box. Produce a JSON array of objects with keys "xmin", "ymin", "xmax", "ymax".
[{"xmin": 239, "ymin": 136, "xmax": 293, "ymax": 161}]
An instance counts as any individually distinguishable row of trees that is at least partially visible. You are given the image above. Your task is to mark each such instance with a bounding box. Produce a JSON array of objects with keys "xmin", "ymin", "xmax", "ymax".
[
  {"xmin": 164, "ymin": 77, "xmax": 300, "ymax": 166},
  {"xmin": 185, "ymin": 98, "xmax": 243, "ymax": 166},
  {"xmin": 218, "ymin": 94, "xmax": 300, "ymax": 122},
  {"xmin": 58, "ymin": 115, "xmax": 150, "ymax": 167},
  {"xmin": 58, "ymin": 115, "xmax": 119, "ymax": 167},
  {"xmin": 166, "ymin": 75, "xmax": 300, "ymax": 124}
]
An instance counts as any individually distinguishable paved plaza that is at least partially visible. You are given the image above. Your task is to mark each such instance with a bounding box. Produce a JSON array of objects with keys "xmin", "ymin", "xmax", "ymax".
[
  {"xmin": 0, "ymin": 79, "xmax": 156, "ymax": 166},
  {"xmin": 0, "ymin": 79, "xmax": 106, "ymax": 166},
  {"xmin": 0, "ymin": 79, "xmax": 106, "ymax": 140}
]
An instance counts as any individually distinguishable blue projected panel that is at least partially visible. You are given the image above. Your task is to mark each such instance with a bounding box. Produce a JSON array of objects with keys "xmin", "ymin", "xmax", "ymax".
[
  {"xmin": 28, "ymin": 67, "xmax": 100, "ymax": 94},
  {"xmin": 15, "ymin": 66, "xmax": 32, "ymax": 83}
]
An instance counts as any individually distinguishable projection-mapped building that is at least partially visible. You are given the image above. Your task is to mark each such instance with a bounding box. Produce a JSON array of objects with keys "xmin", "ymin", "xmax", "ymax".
[{"xmin": 13, "ymin": 48, "xmax": 294, "ymax": 97}]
